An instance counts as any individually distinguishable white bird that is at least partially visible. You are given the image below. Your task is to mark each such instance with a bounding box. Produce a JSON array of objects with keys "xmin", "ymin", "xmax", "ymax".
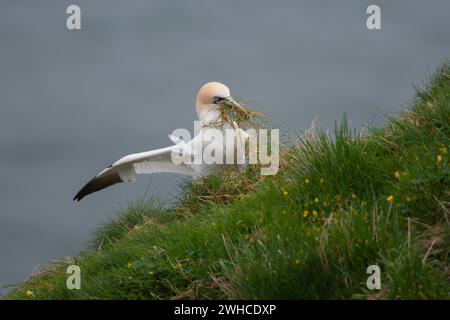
[{"xmin": 73, "ymin": 82, "xmax": 249, "ymax": 201}]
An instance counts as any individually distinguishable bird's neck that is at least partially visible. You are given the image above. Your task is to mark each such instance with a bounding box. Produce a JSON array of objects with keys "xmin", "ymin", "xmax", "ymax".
[
  {"xmin": 196, "ymin": 102, "xmax": 218, "ymax": 120},
  {"xmin": 200, "ymin": 109, "xmax": 222, "ymax": 125}
]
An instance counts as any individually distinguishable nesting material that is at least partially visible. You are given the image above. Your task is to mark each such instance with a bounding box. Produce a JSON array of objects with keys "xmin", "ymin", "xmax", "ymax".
[{"xmin": 206, "ymin": 99, "xmax": 266, "ymax": 130}]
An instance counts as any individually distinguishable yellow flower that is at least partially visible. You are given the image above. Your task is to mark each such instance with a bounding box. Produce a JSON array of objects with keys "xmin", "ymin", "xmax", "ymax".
[
  {"xmin": 394, "ymin": 171, "xmax": 401, "ymax": 179},
  {"xmin": 127, "ymin": 262, "xmax": 133, "ymax": 268},
  {"xmin": 320, "ymin": 178, "xmax": 324, "ymax": 184},
  {"xmin": 283, "ymin": 190, "xmax": 289, "ymax": 196},
  {"xmin": 436, "ymin": 154, "xmax": 443, "ymax": 162},
  {"xmin": 312, "ymin": 210, "xmax": 318, "ymax": 217},
  {"xmin": 314, "ymin": 197, "xmax": 319, "ymax": 203},
  {"xmin": 386, "ymin": 195, "xmax": 394, "ymax": 204},
  {"xmin": 303, "ymin": 210, "xmax": 309, "ymax": 217},
  {"xmin": 174, "ymin": 263, "xmax": 182, "ymax": 270},
  {"xmin": 305, "ymin": 179, "xmax": 310, "ymax": 184},
  {"xmin": 26, "ymin": 290, "xmax": 34, "ymax": 297},
  {"xmin": 406, "ymin": 196, "xmax": 411, "ymax": 202},
  {"xmin": 295, "ymin": 259, "xmax": 302, "ymax": 265},
  {"xmin": 439, "ymin": 145, "xmax": 448, "ymax": 154}
]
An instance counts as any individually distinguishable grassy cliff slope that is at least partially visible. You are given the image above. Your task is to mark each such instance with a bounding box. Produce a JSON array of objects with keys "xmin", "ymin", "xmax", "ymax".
[{"xmin": 7, "ymin": 64, "xmax": 450, "ymax": 299}]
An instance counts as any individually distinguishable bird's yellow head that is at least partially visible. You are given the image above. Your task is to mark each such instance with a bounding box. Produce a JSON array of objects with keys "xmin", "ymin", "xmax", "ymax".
[{"xmin": 195, "ymin": 82, "xmax": 246, "ymax": 120}]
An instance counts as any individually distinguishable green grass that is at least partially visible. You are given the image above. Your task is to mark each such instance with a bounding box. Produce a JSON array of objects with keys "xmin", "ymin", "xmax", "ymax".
[{"xmin": 6, "ymin": 63, "xmax": 450, "ymax": 300}]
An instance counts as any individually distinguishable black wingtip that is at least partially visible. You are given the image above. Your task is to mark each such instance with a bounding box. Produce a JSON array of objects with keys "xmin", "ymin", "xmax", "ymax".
[
  {"xmin": 73, "ymin": 171, "xmax": 123, "ymax": 203},
  {"xmin": 73, "ymin": 188, "xmax": 88, "ymax": 201}
]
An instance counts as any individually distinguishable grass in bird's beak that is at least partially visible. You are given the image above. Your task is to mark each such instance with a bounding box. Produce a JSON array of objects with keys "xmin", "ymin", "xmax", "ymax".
[{"xmin": 208, "ymin": 99, "xmax": 266, "ymax": 130}]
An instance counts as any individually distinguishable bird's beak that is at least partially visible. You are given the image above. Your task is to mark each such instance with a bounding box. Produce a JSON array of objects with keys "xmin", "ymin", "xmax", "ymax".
[{"xmin": 224, "ymin": 96, "xmax": 248, "ymax": 113}]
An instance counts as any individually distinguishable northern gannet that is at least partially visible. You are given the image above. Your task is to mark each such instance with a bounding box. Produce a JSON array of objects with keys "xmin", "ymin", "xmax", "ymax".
[{"xmin": 73, "ymin": 82, "xmax": 249, "ymax": 201}]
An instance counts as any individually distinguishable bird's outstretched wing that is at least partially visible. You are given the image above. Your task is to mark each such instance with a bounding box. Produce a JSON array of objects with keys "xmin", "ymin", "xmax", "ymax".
[{"xmin": 73, "ymin": 145, "xmax": 194, "ymax": 201}]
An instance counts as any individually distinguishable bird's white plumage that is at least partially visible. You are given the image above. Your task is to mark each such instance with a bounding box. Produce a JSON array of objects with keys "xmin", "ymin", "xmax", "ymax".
[
  {"xmin": 73, "ymin": 82, "xmax": 248, "ymax": 201},
  {"xmin": 98, "ymin": 145, "xmax": 195, "ymax": 182}
]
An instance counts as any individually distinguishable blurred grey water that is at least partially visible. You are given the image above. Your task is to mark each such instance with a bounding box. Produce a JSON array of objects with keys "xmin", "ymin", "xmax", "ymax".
[{"xmin": 0, "ymin": 0, "xmax": 449, "ymax": 295}]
